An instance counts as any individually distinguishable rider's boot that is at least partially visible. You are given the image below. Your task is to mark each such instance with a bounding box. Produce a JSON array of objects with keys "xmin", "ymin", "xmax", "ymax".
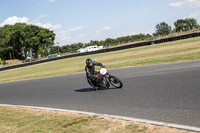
[{"xmin": 94, "ymin": 87, "xmax": 98, "ymax": 91}]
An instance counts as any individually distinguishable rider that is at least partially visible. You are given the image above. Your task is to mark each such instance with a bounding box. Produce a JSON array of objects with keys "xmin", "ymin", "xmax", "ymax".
[{"xmin": 85, "ymin": 58, "xmax": 106, "ymax": 86}]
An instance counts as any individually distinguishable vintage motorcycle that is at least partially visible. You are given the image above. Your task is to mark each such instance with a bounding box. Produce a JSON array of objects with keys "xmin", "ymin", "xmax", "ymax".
[{"xmin": 87, "ymin": 68, "xmax": 123, "ymax": 90}]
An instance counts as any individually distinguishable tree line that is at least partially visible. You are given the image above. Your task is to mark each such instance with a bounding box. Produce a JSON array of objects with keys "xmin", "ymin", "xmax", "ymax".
[
  {"xmin": 56, "ymin": 33, "xmax": 152, "ymax": 54},
  {"xmin": 0, "ymin": 23, "xmax": 55, "ymax": 60},
  {"xmin": 57, "ymin": 18, "xmax": 199, "ymax": 54},
  {"xmin": 154, "ymin": 18, "xmax": 199, "ymax": 36},
  {"xmin": 0, "ymin": 18, "xmax": 199, "ymax": 61}
]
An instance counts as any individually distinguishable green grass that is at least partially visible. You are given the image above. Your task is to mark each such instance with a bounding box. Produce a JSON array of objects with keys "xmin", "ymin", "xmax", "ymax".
[
  {"xmin": 0, "ymin": 106, "xmax": 194, "ymax": 133},
  {"xmin": 0, "ymin": 106, "xmax": 91, "ymax": 132},
  {"xmin": 0, "ymin": 106, "xmax": 147, "ymax": 133},
  {"xmin": 0, "ymin": 37, "xmax": 200, "ymax": 83}
]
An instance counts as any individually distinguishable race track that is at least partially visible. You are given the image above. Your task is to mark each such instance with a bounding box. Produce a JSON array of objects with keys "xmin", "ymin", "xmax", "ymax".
[{"xmin": 0, "ymin": 60, "xmax": 200, "ymax": 128}]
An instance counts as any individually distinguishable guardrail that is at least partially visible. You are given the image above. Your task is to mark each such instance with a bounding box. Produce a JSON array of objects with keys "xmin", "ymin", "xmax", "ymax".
[{"xmin": 0, "ymin": 32, "xmax": 200, "ymax": 71}]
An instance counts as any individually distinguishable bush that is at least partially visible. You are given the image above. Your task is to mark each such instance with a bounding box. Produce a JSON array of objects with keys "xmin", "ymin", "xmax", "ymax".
[{"xmin": 0, "ymin": 58, "xmax": 5, "ymax": 66}]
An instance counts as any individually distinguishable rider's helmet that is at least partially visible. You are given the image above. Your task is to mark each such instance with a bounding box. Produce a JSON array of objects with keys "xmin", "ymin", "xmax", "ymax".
[{"xmin": 86, "ymin": 58, "xmax": 93, "ymax": 66}]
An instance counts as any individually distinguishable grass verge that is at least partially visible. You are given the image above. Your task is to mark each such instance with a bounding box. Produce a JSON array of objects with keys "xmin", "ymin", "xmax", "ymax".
[
  {"xmin": 0, "ymin": 37, "xmax": 199, "ymax": 132},
  {"xmin": 0, "ymin": 37, "xmax": 200, "ymax": 83},
  {"xmin": 0, "ymin": 106, "xmax": 196, "ymax": 133}
]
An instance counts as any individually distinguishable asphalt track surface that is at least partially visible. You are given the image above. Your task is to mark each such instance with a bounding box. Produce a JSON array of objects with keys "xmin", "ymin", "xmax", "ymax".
[{"xmin": 0, "ymin": 60, "xmax": 200, "ymax": 128}]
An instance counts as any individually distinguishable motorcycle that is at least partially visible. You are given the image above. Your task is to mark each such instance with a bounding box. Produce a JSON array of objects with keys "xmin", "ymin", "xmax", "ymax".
[{"xmin": 87, "ymin": 68, "xmax": 123, "ymax": 91}]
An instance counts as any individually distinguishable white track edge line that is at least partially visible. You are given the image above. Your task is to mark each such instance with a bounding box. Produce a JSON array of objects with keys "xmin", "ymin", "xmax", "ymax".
[{"xmin": 0, "ymin": 104, "xmax": 199, "ymax": 132}]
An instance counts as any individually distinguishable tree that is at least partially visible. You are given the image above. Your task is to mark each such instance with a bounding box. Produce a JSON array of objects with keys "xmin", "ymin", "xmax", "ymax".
[
  {"xmin": 70, "ymin": 44, "xmax": 80, "ymax": 52},
  {"xmin": 105, "ymin": 38, "xmax": 116, "ymax": 47},
  {"xmin": 0, "ymin": 23, "xmax": 56, "ymax": 60},
  {"xmin": 98, "ymin": 40, "xmax": 105, "ymax": 46},
  {"xmin": 0, "ymin": 27, "xmax": 6, "ymax": 60},
  {"xmin": 174, "ymin": 18, "xmax": 198, "ymax": 32},
  {"xmin": 0, "ymin": 25, "xmax": 18, "ymax": 60},
  {"xmin": 76, "ymin": 42, "xmax": 84, "ymax": 49},
  {"xmin": 12, "ymin": 23, "xmax": 27, "ymax": 58},
  {"xmin": 155, "ymin": 22, "xmax": 172, "ymax": 36},
  {"xmin": 187, "ymin": 18, "xmax": 199, "ymax": 30},
  {"xmin": 37, "ymin": 28, "xmax": 55, "ymax": 57},
  {"xmin": 62, "ymin": 45, "xmax": 70, "ymax": 53},
  {"xmin": 50, "ymin": 46, "xmax": 60, "ymax": 54}
]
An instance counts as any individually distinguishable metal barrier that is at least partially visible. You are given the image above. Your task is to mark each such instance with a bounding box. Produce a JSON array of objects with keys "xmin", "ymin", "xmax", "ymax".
[{"xmin": 0, "ymin": 32, "xmax": 200, "ymax": 71}]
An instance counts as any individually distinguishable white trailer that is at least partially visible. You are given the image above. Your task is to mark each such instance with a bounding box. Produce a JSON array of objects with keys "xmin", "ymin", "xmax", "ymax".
[
  {"xmin": 77, "ymin": 48, "xmax": 86, "ymax": 53},
  {"xmin": 77, "ymin": 45, "xmax": 103, "ymax": 53}
]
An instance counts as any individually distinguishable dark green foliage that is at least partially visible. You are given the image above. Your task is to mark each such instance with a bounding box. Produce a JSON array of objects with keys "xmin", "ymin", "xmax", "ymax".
[
  {"xmin": 174, "ymin": 18, "xmax": 199, "ymax": 32},
  {"xmin": 154, "ymin": 22, "xmax": 172, "ymax": 36},
  {"xmin": 0, "ymin": 23, "xmax": 55, "ymax": 60}
]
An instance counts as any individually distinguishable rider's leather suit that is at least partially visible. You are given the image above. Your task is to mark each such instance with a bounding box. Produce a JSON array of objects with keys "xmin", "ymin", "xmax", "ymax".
[{"xmin": 85, "ymin": 61, "xmax": 103, "ymax": 80}]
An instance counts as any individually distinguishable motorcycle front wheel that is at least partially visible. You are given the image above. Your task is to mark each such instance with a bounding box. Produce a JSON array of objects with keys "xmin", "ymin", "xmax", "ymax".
[{"xmin": 109, "ymin": 75, "xmax": 123, "ymax": 88}]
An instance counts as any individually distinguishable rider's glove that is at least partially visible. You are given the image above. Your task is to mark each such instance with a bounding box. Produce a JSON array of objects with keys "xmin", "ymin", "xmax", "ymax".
[
  {"xmin": 93, "ymin": 75, "xmax": 98, "ymax": 78},
  {"xmin": 102, "ymin": 65, "xmax": 106, "ymax": 68}
]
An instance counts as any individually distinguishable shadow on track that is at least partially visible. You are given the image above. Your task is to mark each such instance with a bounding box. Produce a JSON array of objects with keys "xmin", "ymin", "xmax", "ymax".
[
  {"xmin": 75, "ymin": 87, "xmax": 122, "ymax": 92},
  {"xmin": 74, "ymin": 88, "xmax": 94, "ymax": 92}
]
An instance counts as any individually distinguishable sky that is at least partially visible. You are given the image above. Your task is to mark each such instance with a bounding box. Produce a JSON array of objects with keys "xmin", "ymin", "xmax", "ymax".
[{"xmin": 0, "ymin": 0, "xmax": 200, "ymax": 46}]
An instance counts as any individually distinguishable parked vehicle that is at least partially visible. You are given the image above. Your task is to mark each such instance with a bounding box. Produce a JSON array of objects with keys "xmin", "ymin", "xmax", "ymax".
[
  {"xmin": 47, "ymin": 54, "xmax": 60, "ymax": 59},
  {"xmin": 77, "ymin": 45, "xmax": 103, "ymax": 53},
  {"xmin": 87, "ymin": 68, "xmax": 123, "ymax": 91}
]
